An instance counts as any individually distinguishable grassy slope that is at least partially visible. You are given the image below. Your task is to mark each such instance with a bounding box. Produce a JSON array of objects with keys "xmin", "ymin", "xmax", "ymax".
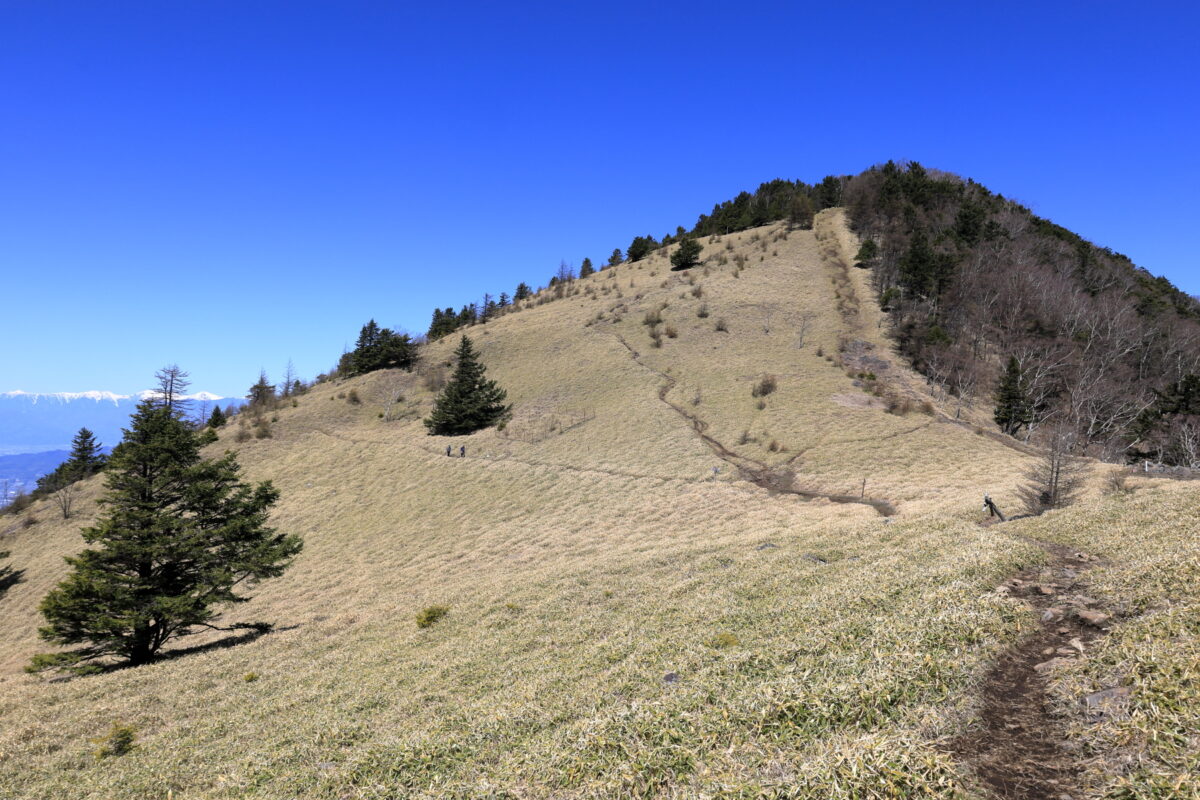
[{"xmin": 0, "ymin": 212, "xmax": 1195, "ymax": 799}]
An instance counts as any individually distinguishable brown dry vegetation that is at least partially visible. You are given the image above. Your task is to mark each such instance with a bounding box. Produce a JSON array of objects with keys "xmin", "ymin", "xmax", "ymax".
[{"xmin": 0, "ymin": 212, "xmax": 1196, "ymax": 798}]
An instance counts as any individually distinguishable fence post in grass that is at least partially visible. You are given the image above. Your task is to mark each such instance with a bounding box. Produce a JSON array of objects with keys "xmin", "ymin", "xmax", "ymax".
[{"xmin": 982, "ymin": 493, "xmax": 1006, "ymax": 522}]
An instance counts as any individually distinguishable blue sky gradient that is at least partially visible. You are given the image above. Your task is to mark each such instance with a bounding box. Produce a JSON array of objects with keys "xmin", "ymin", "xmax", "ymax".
[{"xmin": 2, "ymin": 1, "xmax": 1197, "ymax": 396}]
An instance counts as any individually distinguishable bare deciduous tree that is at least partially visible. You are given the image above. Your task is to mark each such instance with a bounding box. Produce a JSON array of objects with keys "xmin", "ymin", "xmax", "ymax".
[
  {"xmin": 1019, "ymin": 427, "xmax": 1088, "ymax": 516},
  {"xmin": 795, "ymin": 311, "xmax": 816, "ymax": 349},
  {"xmin": 281, "ymin": 359, "xmax": 297, "ymax": 398},
  {"xmin": 377, "ymin": 372, "xmax": 408, "ymax": 422},
  {"xmin": 154, "ymin": 364, "xmax": 191, "ymax": 413},
  {"xmin": 48, "ymin": 476, "xmax": 83, "ymax": 520}
]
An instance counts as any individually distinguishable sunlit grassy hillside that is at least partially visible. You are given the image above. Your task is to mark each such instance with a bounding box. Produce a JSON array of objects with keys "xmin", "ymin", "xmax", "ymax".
[{"xmin": 1, "ymin": 211, "xmax": 1195, "ymax": 799}]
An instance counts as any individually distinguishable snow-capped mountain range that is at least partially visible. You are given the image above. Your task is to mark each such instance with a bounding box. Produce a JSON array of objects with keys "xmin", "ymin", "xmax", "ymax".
[
  {"xmin": 0, "ymin": 391, "xmax": 244, "ymax": 499},
  {"xmin": 0, "ymin": 390, "xmax": 238, "ymax": 454},
  {"xmin": 1, "ymin": 390, "xmax": 227, "ymax": 406}
]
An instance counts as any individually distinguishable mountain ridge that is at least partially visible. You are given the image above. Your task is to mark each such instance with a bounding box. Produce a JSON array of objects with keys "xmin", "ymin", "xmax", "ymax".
[{"xmin": 0, "ymin": 204, "xmax": 1196, "ymax": 799}]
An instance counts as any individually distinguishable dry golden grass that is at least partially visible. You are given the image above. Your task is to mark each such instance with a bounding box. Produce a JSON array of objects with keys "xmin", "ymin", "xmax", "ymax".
[{"xmin": 0, "ymin": 213, "xmax": 1194, "ymax": 798}]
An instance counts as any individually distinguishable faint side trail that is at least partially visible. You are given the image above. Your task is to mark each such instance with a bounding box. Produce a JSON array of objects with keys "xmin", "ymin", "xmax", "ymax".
[
  {"xmin": 955, "ymin": 529, "xmax": 1116, "ymax": 800},
  {"xmin": 607, "ymin": 332, "xmax": 897, "ymax": 515}
]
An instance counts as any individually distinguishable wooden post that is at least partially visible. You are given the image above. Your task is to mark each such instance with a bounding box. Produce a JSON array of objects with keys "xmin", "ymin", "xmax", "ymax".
[{"xmin": 983, "ymin": 494, "xmax": 1006, "ymax": 522}]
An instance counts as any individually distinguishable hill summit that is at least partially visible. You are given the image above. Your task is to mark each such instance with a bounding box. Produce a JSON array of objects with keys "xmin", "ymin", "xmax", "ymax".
[{"xmin": 1, "ymin": 182, "xmax": 1197, "ymax": 799}]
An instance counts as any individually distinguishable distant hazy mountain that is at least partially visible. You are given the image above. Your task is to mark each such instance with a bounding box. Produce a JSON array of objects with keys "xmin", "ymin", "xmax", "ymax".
[{"xmin": 0, "ymin": 449, "xmax": 70, "ymax": 501}]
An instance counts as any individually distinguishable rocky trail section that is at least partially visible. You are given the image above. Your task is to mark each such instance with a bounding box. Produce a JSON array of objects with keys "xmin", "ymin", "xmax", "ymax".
[{"xmin": 955, "ymin": 531, "xmax": 1119, "ymax": 799}]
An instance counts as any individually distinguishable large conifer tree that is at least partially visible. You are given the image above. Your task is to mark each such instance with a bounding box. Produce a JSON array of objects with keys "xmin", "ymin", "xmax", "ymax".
[
  {"xmin": 424, "ymin": 336, "xmax": 511, "ymax": 436},
  {"xmin": 31, "ymin": 399, "xmax": 302, "ymax": 673}
]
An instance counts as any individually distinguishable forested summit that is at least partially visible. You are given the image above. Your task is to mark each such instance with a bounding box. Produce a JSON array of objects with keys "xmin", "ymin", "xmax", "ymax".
[{"xmin": 663, "ymin": 163, "xmax": 1200, "ymax": 465}]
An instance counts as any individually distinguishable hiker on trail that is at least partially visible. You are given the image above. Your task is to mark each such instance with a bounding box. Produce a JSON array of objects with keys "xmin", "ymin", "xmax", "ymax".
[
  {"xmin": 446, "ymin": 445, "xmax": 452, "ymax": 457},
  {"xmin": 460, "ymin": 445, "xmax": 466, "ymax": 458}
]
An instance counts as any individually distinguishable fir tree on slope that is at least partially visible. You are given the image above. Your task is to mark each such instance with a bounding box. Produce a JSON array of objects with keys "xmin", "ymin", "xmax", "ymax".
[
  {"xmin": 30, "ymin": 398, "xmax": 302, "ymax": 673},
  {"xmin": 66, "ymin": 428, "xmax": 106, "ymax": 476},
  {"xmin": 670, "ymin": 237, "xmax": 703, "ymax": 271},
  {"xmin": 424, "ymin": 335, "xmax": 511, "ymax": 436},
  {"xmin": 994, "ymin": 356, "xmax": 1034, "ymax": 437}
]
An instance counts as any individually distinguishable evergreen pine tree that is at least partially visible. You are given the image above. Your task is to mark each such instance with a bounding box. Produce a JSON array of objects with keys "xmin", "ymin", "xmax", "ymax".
[
  {"xmin": 514, "ymin": 283, "xmax": 532, "ymax": 301},
  {"xmin": 670, "ymin": 238, "xmax": 703, "ymax": 271},
  {"xmin": 424, "ymin": 336, "xmax": 511, "ymax": 436},
  {"xmin": 208, "ymin": 405, "xmax": 227, "ymax": 428},
  {"xmin": 30, "ymin": 399, "xmax": 302, "ymax": 673},
  {"xmin": 994, "ymin": 356, "xmax": 1033, "ymax": 436},
  {"xmin": 608, "ymin": 248, "xmax": 624, "ymax": 266},
  {"xmin": 66, "ymin": 428, "xmax": 106, "ymax": 478},
  {"xmin": 579, "ymin": 258, "xmax": 594, "ymax": 278}
]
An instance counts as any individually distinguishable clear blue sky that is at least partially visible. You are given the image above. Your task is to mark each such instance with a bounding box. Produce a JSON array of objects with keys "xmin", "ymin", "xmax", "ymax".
[{"xmin": 2, "ymin": 1, "xmax": 1197, "ymax": 397}]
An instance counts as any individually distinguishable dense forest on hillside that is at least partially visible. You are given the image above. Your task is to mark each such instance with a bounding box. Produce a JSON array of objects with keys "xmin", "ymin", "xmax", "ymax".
[
  {"xmin": 664, "ymin": 164, "xmax": 1200, "ymax": 465},
  {"xmin": 838, "ymin": 163, "xmax": 1200, "ymax": 464}
]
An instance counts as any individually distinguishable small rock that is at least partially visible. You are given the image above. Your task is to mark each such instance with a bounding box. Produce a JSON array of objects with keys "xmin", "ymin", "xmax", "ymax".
[
  {"xmin": 1038, "ymin": 585, "xmax": 1058, "ymax": 596},
  {"xmin": 1042, "ymin": 647, "xmax": 1056, "ymax": 656},
  {"xmin": 1083, "ymin": 686, "xmax": 1131, "ymax": 721},
  {"xmin": 1076, "ymin": 609, "xmax": 1111, "ymax": 627},
  {"xmin": 1068, "ymin": 637, "xmax": 1085, "ymax": 653},
  {"xmin": 1056, "ymin": 648, "xmax": 1077, "ymax": 656},
  {"xmin": 803, "ymin": 554, "xmax": 828, "ymax": 564},
  {"xmin": 1042, "ymin": 607, "xmax": 1064, "ymax": 622},
  {"xmin": 1057, "ymin": 627, "xmax": 1071, "ymax": 635},
  {"xmin": 662, "ymin": 671, "xmax": 680, "ymax": 684},
  {"xmin": 1035, "ymin": 657, "xmax": 1071, "ymax": 674},
  {"xmin": 756, "ymin": 542, "xmax": 778, "ymax": 551}
]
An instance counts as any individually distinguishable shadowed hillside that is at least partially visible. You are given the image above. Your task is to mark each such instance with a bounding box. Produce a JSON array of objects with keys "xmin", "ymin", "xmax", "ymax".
[{"xmin": 1, "ymin": 211, "xmax": 1196, "ymax": 799}]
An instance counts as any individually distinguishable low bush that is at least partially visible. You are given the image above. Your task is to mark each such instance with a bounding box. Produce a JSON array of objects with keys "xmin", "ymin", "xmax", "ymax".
[
  {"xmin": 708, "ymin": 632, "xmax": 741, "ymax": 649},
  {"xmin": 416, "ymin": 605, "xmax": 450, "ymax": 628},
  {"xmin": 92, "ymin": 723, "xmax": 137, "ymax": 760},
  {"xmin": 751, "ymin": 375, "xmax": 778, "ymax": 397}
]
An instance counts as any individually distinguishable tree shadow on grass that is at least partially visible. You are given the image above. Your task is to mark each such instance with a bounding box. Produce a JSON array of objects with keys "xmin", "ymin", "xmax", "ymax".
[
  {"xmin": 0, "ymin": 565, "xmax": 25, "ymax": 599},
  {"xmin": 156, "ymin": 622, "xmax": 301, "ymax": 664},
  {"xmin": 43, "ymin": 622, "xmax": 302, "ymax": 682}
]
